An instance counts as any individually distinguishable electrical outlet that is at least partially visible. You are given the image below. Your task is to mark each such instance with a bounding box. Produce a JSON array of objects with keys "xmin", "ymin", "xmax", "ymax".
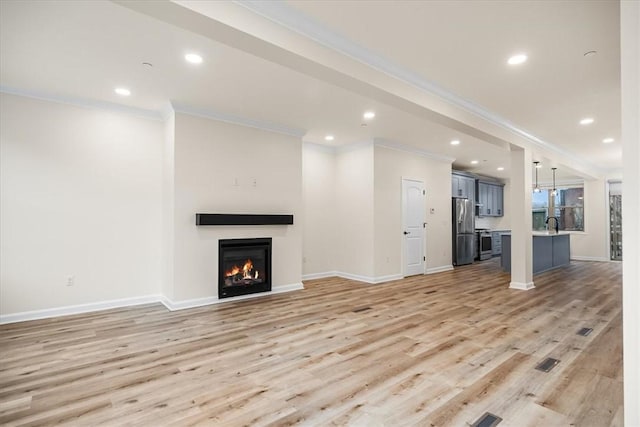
[{"xmin": 66, "ymin": 275, "xmax": 75, "ymax": 286}]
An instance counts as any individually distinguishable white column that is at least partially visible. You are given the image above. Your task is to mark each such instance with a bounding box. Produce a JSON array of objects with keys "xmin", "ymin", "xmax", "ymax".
[
  {"xmin": 509, "ymin": 147, "xmax": 534, "ymax": 290},
  {"xmin": 622, "ymin": 1, "xmax": 640, "ymax": 424}
]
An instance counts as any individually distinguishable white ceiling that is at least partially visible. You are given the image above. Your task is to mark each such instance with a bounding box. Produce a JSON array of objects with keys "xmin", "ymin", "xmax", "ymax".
[{"xmin": 0, "ymin": 0, "xmax": 621, "ymax": 181}]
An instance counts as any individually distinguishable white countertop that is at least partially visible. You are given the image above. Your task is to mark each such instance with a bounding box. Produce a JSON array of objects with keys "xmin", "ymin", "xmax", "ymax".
[
  {"xmin": 532, "ymin": 231, "xmax": 570, "ymax": 236},
  {"xmin": 501, "ymin": 231, "xmax": 569, "ymax": 237}
]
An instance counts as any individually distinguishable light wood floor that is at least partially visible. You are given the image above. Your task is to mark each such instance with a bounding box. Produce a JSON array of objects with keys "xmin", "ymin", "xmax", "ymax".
[{"xmin": 0, "ymin": 259, "xmax": 622, "ymax": 426}]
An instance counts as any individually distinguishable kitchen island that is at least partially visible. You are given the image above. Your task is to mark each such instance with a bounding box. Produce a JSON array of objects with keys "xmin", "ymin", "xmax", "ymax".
[{"xmin": 501, "ymin": 232, "xmax": 570, "ymax": 274}]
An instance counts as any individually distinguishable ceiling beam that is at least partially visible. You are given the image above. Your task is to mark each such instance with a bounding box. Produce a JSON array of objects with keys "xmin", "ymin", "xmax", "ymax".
[{"xmin": 114, "ymin": 0, "xmax": 604, "ymax": 179}]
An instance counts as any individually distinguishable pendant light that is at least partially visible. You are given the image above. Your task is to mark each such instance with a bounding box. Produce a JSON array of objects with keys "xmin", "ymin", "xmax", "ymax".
[
  {"xmin": 551, "ymin": 167, "xmax": 558, "ymax": 196},
  {"xmin": 533, "ymin": 161, "xmax": 541, "ymax": 193}
]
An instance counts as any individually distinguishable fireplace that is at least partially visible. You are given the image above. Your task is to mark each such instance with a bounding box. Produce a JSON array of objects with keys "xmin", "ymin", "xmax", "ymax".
[{"xmin": 218, "ymin": 238, "xmax": 272, "ymax": 298}]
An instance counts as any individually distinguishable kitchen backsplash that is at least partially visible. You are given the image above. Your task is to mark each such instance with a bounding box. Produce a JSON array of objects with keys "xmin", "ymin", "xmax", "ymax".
[{"xmin": 476, "ymin": 215, "xmax": 510, "ymax": 230}]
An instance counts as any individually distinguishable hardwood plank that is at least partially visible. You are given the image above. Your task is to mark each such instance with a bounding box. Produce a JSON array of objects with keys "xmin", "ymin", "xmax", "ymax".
[{"xmin": 0, "ymin": 259, "xmax": 622, "ymax": 425}]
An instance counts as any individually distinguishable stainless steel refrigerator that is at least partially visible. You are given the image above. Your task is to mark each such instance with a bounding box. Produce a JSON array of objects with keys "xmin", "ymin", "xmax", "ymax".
[{"xmin": 452, "ymin": 198, "xmax": 475, "ymax": 266}]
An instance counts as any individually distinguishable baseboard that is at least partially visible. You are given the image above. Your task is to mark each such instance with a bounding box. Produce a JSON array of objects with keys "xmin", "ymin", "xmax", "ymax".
[
  {"xmin": 0, "ymin": 283, "xmax": 306, "ymax": 323},
  {"xmin": 370, "ymin": 273, "xmax": 404, "ymax": 284},
  {"xmin": 302, "ymin": 271, "xmax": 338, "ymax": 281},
  {"xmin": 425, "ymin": 265, "xmax": 454, "ymax": 275},
  {"xmin": 160, "ymin": 282, "xmax": 305, "ymax": 311},
  {"xmin": 509, "ymin": 281, "xmax": 536, "ymax": 290},
  {"xmin": 331, "ymin": 271, "xmax": 403, "ymax": 284},
  {"xmin": 0, "ymin": 295, "xmax": 163, "ymax": 325},
  {"xmin": 159, "ymin": 295, "xmax": 218, "ymax": 311},
  {"xmin": 331, "ymin": 271, "xmax": 376, "ymax": 283},
  {"xmin": 570, "ymin": 256, "xmax": 610, "ymax": 262}
]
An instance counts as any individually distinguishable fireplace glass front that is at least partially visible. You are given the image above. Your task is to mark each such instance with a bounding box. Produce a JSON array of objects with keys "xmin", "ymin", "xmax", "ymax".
[{"xmin": 218, "ymin": 238, "xmax": 272, "ymax": 298}]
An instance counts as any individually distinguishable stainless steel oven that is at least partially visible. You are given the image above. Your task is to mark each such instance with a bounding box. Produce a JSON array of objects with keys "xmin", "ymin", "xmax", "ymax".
[{"xmin": 478, "ymin": 231, "xmax": 492, "ymax": 260}]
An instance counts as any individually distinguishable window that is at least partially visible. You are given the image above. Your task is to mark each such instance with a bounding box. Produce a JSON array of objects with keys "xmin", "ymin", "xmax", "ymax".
[
  {"xmin": 532, "ymin": 190, "xmax": 549, "ymax": 231},
  {"xmin": 532, "ymin": 187, "xmax": 584, "ymax": 232}
]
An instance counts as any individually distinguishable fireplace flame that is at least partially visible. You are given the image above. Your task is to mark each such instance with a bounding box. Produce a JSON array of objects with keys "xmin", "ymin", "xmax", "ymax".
[
  {"xmin": 242, "ymin": 259, "xmax": 253, "ymax": 279},
  {"xmin": 225, "ymin": 259, "xmax": 258, "ymax": 279}
]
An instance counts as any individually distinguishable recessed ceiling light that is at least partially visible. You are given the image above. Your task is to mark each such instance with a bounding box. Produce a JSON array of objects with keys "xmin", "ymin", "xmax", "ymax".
[
  {"xmin": 497, "ymin": 167, "xmax": 505, "ymax": 171},
  {"xmin": 325, "ymin": 135, "xmax": 335, "ymax": 141},
  {"xmin": 114, "ymin": 87, "xmax": 131, "ymax": 96},
  {"xmin": 185, "ymin": 53, "xmax": 203, "ymax": 64},
  {"xmin": 450, "ymin": 139, "xmax": 460, "ymax": 145},
  {"xmin": 580, "ymin": 117, "xmax": 594, "ymax": 125},
  {"xmin": 471, "ymin": 160, "xmax": 479, "ymax": 165},
  {"xmin": 363, "ymin": 111, "xmax": 376, "ymax": 120},
  {"xmin": 602, "ymin": 137, "xmax": 614, "ymax": 143},
  {"xmin": 508, "ymin": 54, "xmax": 527, "ymax": 65}
]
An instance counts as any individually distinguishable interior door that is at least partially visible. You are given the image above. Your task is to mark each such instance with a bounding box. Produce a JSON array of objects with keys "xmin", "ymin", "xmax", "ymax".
[{"xmin": 402, "ymin": 179, "xmax": 425, "ymax": 276}]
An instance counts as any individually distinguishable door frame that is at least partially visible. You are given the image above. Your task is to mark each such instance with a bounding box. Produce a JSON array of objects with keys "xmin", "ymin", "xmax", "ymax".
[{"xmin": 401, "ymin": 177, "xmax": 426, "ymax": 277}]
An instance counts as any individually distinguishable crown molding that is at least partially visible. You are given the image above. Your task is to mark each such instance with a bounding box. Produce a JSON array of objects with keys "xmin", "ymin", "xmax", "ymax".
[
  {"xmin": 302, "ymin": 140, "xmax": 337, "ymax": 154},
  {"xmin": 304, "ymin": 138, "xmax": 455, "ymax": 163},
  {"xmin": 159, "ymin": 102, "xmax": 175, "ymax": 122},
  {"xmin": 0, "ymin": 88, "xmax": 305, "ymax": 139},
  {"xmin": 0, "ymin": 86, "xmax": 162, "ymax": 121},
  {"xmin": 335, "ymin": 139, "xmax": 374, "ymax": 154},
  {"xmin": 234, "ymin": 1, "xmax": 605, "ymax": 176},
  {"xmin": 374, "ymin": 138, "xmax": 455, "ymax": 163},
  {"xmin": 171, "ymin": 102, "xmax": 306, "ymax": 138}
]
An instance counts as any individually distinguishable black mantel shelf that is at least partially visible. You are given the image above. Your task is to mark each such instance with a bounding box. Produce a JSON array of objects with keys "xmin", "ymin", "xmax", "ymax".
[{"xmin": 195, "ymin": 213, "xmax": 294, "ymax": 226}]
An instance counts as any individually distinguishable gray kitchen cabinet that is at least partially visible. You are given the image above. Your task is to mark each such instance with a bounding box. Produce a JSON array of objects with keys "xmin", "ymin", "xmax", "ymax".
[
  {"xmin": 491, "ymin": 230, "xmax": 510, "ymax": 255},
  {"xmin": 488, "ymin": 185, "xmax": 496, "ymax": 215},
  {"xmin": 477, "ymin": 181, "xmax": 504, "ymax": 217},
  {"xmin": 452, "ymin": 175, "xmax": 460, "ymax": 198},
  {"xmin": 479, "ymin": 183, "xmax": 486, "ymax": 216},
  {"xmin": 452, "ymin": 173, "xmax": 475, "ymax": 200},
  {"xmin": 496, "ymin": 186, "xmax": 503, "ymax": 216}
]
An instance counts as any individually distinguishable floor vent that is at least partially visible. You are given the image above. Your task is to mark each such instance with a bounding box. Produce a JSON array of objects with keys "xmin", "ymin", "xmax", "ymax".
[
  {"xmin": 577, "ymin": 327, "xmax": 593, "ymax": 336},
  {"xmin": 471, "ymin": 412, "xmax": 502, "ymax": 427},
  {"xmin": 352, "ymin": 307, "xmax": 371, "ymax": 313},
  {"xmin": 535, "ymin": 357, "xmax": 560, "ymax": 373}
]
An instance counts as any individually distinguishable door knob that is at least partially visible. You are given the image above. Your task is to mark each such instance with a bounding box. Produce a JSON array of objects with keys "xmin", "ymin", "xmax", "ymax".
[{"xmin": 403, "ymin": 231, "xmax": 410, "ymax": 235}]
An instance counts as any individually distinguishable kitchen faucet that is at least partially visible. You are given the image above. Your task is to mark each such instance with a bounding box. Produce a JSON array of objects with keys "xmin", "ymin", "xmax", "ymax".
[{"xmin": 545, "ymin": 216, "xmax": 559, "ymax": 234}]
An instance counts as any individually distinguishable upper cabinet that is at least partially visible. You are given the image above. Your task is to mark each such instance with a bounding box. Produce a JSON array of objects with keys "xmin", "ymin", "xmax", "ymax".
[
  {"xmin": 477, "ymin": 181, "xmax": 504, "ymax": 217},
  {"xmin": 452, "ymin": 172, "xmax": 475, "ymax": 200}
]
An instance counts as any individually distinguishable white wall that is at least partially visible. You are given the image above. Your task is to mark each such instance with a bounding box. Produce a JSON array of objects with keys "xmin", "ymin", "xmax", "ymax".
[
  {"xmin": 621, "ymin": 1, "xmax": 640, "ymax": 423},
  {"xmin": 334, "ymin": 142, "xmax": 375, "ymax": 278},
  {"xmin": 302, "ymin": 142, "xmax": 336, "ymax": 276},
  {"xmin": 170, "ymin": 113, "xmax": 303, "ymax": 301},
  {"xmin": 373, "ymin": 145, "xmax": 453, "ymax": 276},
  {"xmin": 569, "ymin": 178, "xmax": 608, "ymax": 261},
  {"xmin": 162, "ymin": 109, "xmax": 176, "ymax": 300},
  {"xmin": 302, "ymin": 141, "xmax": 453, "ymax": 281},
  {"xmin": 0, "ymin": 93, "xmax": 163, "ymax": 315}
]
